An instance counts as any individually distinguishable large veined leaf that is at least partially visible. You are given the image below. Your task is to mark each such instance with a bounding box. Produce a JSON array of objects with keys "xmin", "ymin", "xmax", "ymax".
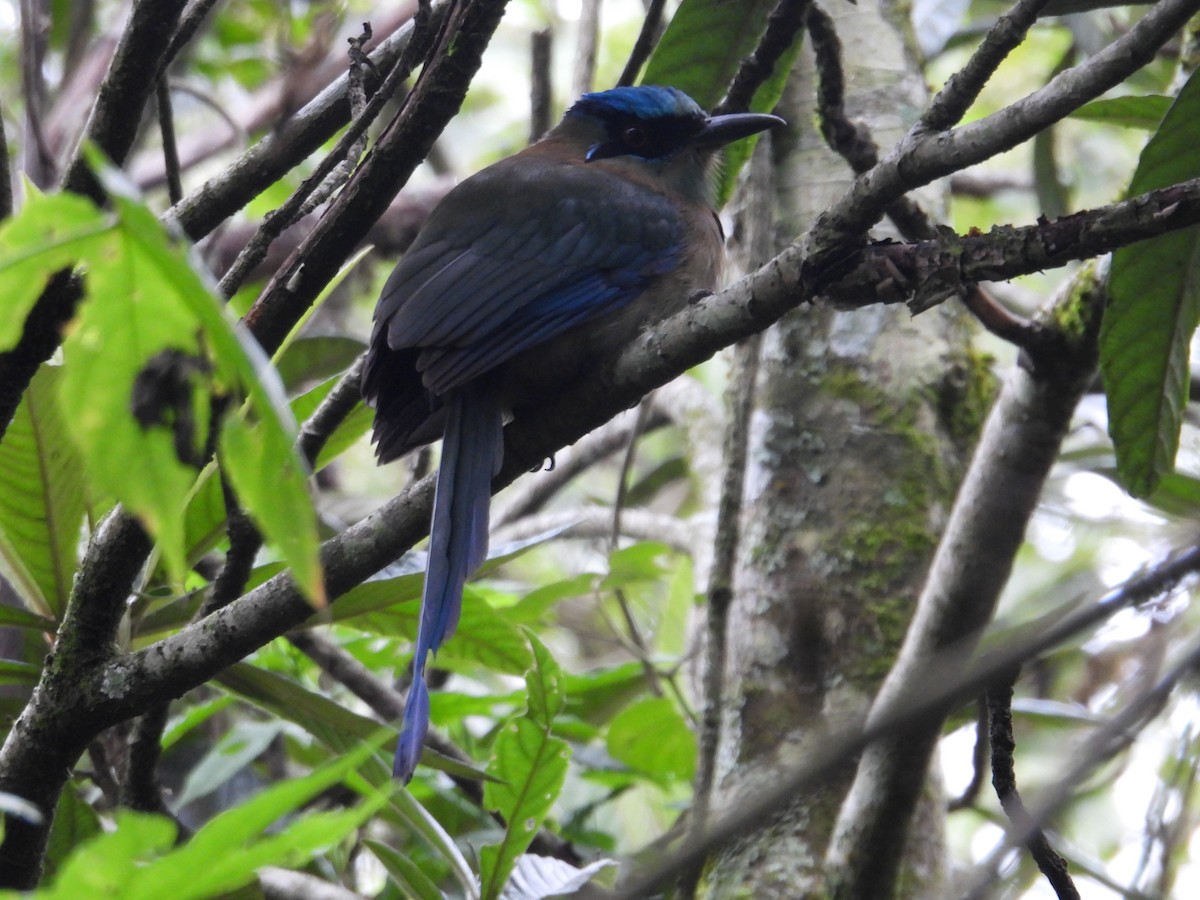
[
  {"xmin": 47, "ymin": 175, "xmax": 323, "ymax": 601},
  {"xmin": 1101, "ymin": 68, "xmax": 1200, "ymax": 497},
  {"xmin": 606, "ymin": 696, "xmax": 696, "ymax": 786},
  {"xmin": 0, "ymin": 191, "xmax": 112, "ymax": 351},
  {"xmin": 479, "ymin": 634, "xmax": 570, "ymax": 900},
  {"xmin": 9, "ymin": 739, "xmax": 392, "ymax": 900},
  {"xmin": 0, "ymin": 366, "xmax": 86, "ymax": 618},
  {"xmin": 641, "ymin": 0, "xmax": 797, "ymax": 206},
  {"xmin": 1071, "ymin": 94, "xmax": 1172, "ymax": 131},
  {"xmin": 641, "ymin": 0, "xmax": 780, "ymax": 110}
]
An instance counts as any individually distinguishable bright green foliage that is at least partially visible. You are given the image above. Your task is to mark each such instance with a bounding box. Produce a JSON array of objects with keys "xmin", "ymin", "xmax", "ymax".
[
  {"xmin": 1102, "ymin": 68, "xmax": 1200, "ymax": 497},
  {"xmin": 0, "ymin": 190, "xmax": 112, "ymax": 349},
  {"xmin": 0, "ymin": 366, "xmax": 86, "ymax": 618},
  {"xmin": 1072, "ymin": 94, "xmax": 1173, "ymax": 130},
  {"xmin": 607, "ymin": 696, "xmax": 696, "ymax": 786},
  {"xmin": 364, "ymin": 839, "xmax": 445, "ymax": 900},
  {"xmin": 0, "ymin": 186, "xmax": 323, "ymax": 601},
  {"xmin": 479, "ymin": 633, "xmax": 571, "ymax": 900},
  {"xmin": 0, "ymin": 740, "xmax": 391, "ymax": 900}
]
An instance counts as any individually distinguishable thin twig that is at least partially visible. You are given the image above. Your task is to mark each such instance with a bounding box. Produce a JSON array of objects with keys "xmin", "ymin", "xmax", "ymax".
[
  {"xmin": 572, "ymin": 0, "xmax": 601, "ymax": 98},
  {"xmin": 530, "ymin": 29, "xmax": 553, "ymax": 142},
  {"xmin": 296, "ymin": 24, "xmax": 376, "ymax": 218},
  {"xmin": 805, "ymin": 4, "xmax": 941, "ymax": 244},
  {"xmin": 120, "ymin": 703, "xmax": 172, "ymax": 815},
  {"xmin": 495, "ymin": 405, "xmax": 670, "ymax": 527},
  {"xmin": 615, "ymin": 542, "xmax": 1200, "ymax": 898},
  {"xmin": 716, "ymin": 0, "xmax": 811, "ymax": 115},
  {"xmin": 921, "ymin": 0, "xmax": 1054, "ymax": 133},
  {"xmin": 19, "ymin": 0, "xmax": 55, "ymax": 186},
  {"xmin": 947, "ymin": 697, "xmax": 989, "ymax": 812},
  {"xmin": 167, "ymin": 5, "xmax": 441, "ymax": 243},
  {"xmin": 218, "ymin": 19, "xmax": 416, "ymax": 298},
  {"xmin": 988, "ymin": 677, "xmax": 1081, "ymax": 899},
  {"xmin": 617, "ymin": 0, "xmax": 667, "ymax": 87},
  {"xmin": 157, "ymin": 79, "xmax": 184, "ymax": 205},
  {"xmin": 962, "ymin": 627, "xmax": 1200, "ymax": 899},
  {"xmin": 605, "ymin": 398, "xmax": 662, "ymax": 695},
  {"xmin": 163, "ymin": 0, "xmax": 225, "ymax": 69},
  {"xmin": 689, "ymin": 136, "xmax": 774, "ymax": 865},
  {"xmin": 241, "ymin": 0, "xmax": 504, "ymax": 358},
  {"xmin": 297, "ymin": 355, "xmax": 367, "ymax": 466}
]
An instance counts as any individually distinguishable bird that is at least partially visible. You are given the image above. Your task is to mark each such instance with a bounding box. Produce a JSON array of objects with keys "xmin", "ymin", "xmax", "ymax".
[{"xmin": 361, "ymin": 85, "xmax": 783, "ymax": 782}]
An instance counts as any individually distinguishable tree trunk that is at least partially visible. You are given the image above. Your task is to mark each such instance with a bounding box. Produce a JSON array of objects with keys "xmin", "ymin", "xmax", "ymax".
[{"xmin": 701, "ymin": 1, "xmax": 992, "ymax": 894}]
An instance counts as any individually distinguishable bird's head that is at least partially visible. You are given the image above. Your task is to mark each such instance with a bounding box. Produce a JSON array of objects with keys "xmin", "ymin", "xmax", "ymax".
[{"xmin": 552, "ymin": 86, "xmax": 784, "ymax": 201}]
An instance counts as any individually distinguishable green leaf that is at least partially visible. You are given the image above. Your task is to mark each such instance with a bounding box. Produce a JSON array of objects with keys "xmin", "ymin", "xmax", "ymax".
[
  {"xmin": 38, "ymin": 811, "xmax": 177, "ymax": 898},
  {"xmin": 0, "ymin": 190, "xmax": 113, "ymax": 351},
  {"xmin": 479, "ymin": 633, "xmax": 570, "ymax": 900},
  {"xmin": 600, "ymin": 541, "xmax": 671, "ymax": 590},
  {"xmin": 0, "ymin": 604, "xmax": 56, "ymax": 632},
  {"xmin": 524, "ymin": 631, "xmax": 565, "ymax": 728},
  {"xmin": 0, "ymin": 659, "xmax": 41, "ymax": 687},
  {"xmin": 217, "ymin": 663, "xmax": 480, "ymax": 895},
  {"xmin": 1101, "ymin": 69, "xmax": 1200, "ymax": 497},
  {"xmin": 219, "ymin": 413, "xmax": 323, "ymax": 604},
  {"xmin": 275, "ymin": 335, "xmax": 366, "ymax": 390},
  {"xmin": 58, "ymin": 225, "xmax": 207, "ymax": 582},
  {"xmin": 162, "ymin": 694, "xmax": 238, "ymax": 750},
  {"xmin": 0, "ymin": 366, "xmax": 86, "ymax": 618},
  {"xmin": 174, "ymin": 718, "xmax": 286, "ymax": 809},
  {"xmin": 562, "ymin": 662, "xmax": 649, "ymax": 725},
  {"xmin": 115, "ymin": 192, "xmax": 325, "ymax": 603},
  {"xmin": 42, "ymin": 783, "xmax": 102, "ymax": 879},
  {"xmin": 289, "ymin": 374, "xmax": 374, "ymax": 471},
  {"xmin": 360, "ymin": 592, "xmax": 534, "ymax": 677},
  {"xmin": 1071, "ymin": 95, "xmax": 1173, "ymax": 130},
  {"xmin": 641, "ymin": 0, "xmax": 779, "ymax": 110},
  {"xmin": 217, "ymin": 662, "xmax": 494, "ymax": 783},
  {"xmin": 640, "ymin": 0, "xmax": 796, "ymax": 206},
  {"xmin": 71, "ymin": 739, "xmax": 394, "ymax": 900},
  {"xmin": 364, "ymin": 839, "xmax": 445, "ymax": 900},
  {"xmin": 606, "ymin": 696, "xmax": 696, "ymax": 785},
  {"xmin": 54, "ymin": 181, "xmax": 324, "ymax": 600}
]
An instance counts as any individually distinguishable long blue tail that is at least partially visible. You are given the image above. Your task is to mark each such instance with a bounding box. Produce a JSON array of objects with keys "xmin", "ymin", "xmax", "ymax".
[{"xmin": 395, "ymin": 384, "xmax": 504, "ymax": 782}]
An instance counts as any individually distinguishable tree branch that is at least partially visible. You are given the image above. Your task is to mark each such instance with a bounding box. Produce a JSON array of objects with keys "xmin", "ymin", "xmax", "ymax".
[
  {"xmin": 165, "ymin": 3, "xmax": 443, "ymax": 243},
  {"xmin": 242, "ymin": 0, "xmax": 510, "ymax": 357},
  {"xmin": 821, "ymin": 177, "xmax": 1200, "ymax": 319},
  {"xmin": 804, "ymin": 0, "xmax": 1197, "ymax": 258}
]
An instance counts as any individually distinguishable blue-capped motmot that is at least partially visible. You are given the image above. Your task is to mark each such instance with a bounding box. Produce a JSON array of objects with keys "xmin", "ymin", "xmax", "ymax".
[{"xmin": 362, "ymin": 85, "xmax": 782, "ymax": 782}]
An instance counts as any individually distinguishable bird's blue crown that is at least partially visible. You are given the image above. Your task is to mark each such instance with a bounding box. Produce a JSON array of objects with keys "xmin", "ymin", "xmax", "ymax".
[
  {"xmin": 568, "ymin": 86, "xmax": 708, "ymax": 162},
  {"xmin": 569, "ymin": 85, "xmax": 706, "ymax": 123}
]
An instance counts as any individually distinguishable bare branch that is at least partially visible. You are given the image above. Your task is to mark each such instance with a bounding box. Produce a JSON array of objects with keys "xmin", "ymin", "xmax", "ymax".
[
  {"xmin": 716, "ymin": 0, "xmax": 811, "ymax": 116},
  {"xmin": 805, "ymin": 0, "xmax": 1197, "ymax": 255},
  {"xmin": 987, "ymin": 678, "xmax": 1081, "ymax": 899},
  {"xmin": 617, "ymin": 0, "xmax": 667, "ymax": 87},
  {"xmin": 921, "ymin": 0, "xmax": 1053, "ymax": 132},
  {"xmin": 165, "ymin": 5, "xmax": 442, "ymax": 243}
]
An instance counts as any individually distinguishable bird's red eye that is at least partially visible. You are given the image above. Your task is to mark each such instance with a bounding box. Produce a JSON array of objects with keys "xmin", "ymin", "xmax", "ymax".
[{"xmin": 623, "ymin": 126, "xmax": 647, "ymax": 148}]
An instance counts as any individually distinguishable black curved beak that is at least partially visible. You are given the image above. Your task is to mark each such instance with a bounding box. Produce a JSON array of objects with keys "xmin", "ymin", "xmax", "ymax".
[{"xmin": 693, "ymin": 111, "xmax": 786, "ymax": 149}]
